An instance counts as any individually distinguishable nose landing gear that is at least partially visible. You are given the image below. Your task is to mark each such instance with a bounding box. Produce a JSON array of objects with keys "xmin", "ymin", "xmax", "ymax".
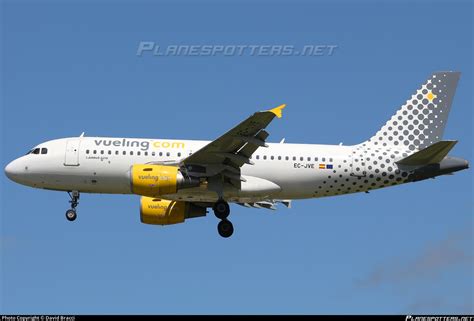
[
  {"xmin": 66, "ymin": 209, "xmax": 77, "ymax": 221},
  {"xmin": 65, "ymin": 191, "xmax": 80, "ymax": 222},
  {"xmin": 213, "ymin": 200, "xmax": 233, "ymax": 238}
]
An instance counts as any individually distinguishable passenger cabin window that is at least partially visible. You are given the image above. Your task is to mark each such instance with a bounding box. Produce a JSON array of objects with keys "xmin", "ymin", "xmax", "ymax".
[
  {"xmin": 137, "ymin": 151, "xmax": 141, "ymax": 156},
  {"xmin": 86, "ymin": 150, "xmax": 90, "ymax": 154}
]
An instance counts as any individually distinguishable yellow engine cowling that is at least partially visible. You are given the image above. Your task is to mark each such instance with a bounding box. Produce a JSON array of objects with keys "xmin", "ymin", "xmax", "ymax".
[
  {"xmin": 140, "ymin": 197, "xmax": 206, "ymax": 225},
  {"xmin": 130, "ymin": 164, "xmax": 199, "ymax": 197}
]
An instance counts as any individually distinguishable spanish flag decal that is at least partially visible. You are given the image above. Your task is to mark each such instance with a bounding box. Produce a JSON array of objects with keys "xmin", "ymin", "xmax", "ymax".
[{"xmin": 319, "ymin": 164, "xmax": 333, "ymax": 169}]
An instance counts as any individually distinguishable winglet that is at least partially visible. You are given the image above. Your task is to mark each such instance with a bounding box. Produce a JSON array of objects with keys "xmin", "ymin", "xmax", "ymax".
[{"xmin": 268, "ymin": 104, "xmax": 286, "ymax": 118}]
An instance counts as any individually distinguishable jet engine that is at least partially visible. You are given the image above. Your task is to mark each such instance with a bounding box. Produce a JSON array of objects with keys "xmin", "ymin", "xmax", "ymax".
[
  {"xmin": 130, "ymin": 164, "xmax": 199, "ymax": 197},
  {"xmin": 140, "ymin": 197, "xmax": 206, "ymax": 225}
]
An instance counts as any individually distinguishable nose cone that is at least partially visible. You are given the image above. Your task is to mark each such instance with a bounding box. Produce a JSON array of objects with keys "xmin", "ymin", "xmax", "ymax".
[{"xmin": 5, "ymin": 159, "xmax": 22, "ymax": 181}]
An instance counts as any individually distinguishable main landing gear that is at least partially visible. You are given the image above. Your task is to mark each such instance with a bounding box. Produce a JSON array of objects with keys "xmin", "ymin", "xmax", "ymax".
[
  {"xmin": 213, "ymin": 199, "xmax": 233, "ymax": 238},
  {"xmin": 65, "ymin": 191, "xmax": 80, "ymax": 222}
]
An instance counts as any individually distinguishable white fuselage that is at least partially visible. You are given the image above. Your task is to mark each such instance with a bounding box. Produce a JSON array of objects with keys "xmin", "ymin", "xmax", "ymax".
[{"xmin": 5, "ymin": 136, "xmax": 415, "ymax": 203}]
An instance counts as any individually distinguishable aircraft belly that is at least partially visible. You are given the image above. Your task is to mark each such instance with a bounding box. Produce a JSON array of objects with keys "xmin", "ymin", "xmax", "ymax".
[
  {"xmin": 39, "ymin": 161, "xmax": 131, "ymax": 194},
  {"xmin": 163, "ymin": 179, "xmax": 281, "ymax": 203},
  {"xmin": 242, "ymin": 163, "xmax": 317, "ymax": 199}
]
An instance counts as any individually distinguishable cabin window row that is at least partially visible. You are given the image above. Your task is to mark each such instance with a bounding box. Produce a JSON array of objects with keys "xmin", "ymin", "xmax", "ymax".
[
  {"xmin": 251, "ymin": 155, "xmax": 333, "ymax": 162},
  {"xmin": 85, "ymin": 150, "xmax": 184, "ymax": 157},
  {"xmin": 84, "ymin": 149, "xmax": 333, "ymax": 163}
]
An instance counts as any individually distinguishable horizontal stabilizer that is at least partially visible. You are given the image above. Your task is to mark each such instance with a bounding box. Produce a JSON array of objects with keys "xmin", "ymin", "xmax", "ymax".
[{"xmin": 396, "ymin": 140, "xmax": 457, "ymax": 166}]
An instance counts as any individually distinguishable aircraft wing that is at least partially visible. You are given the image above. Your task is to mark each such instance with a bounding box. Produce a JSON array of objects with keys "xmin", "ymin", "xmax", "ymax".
[{"xmin": 181, "ymin": 104, "xmax": 285, "ymax": 180}]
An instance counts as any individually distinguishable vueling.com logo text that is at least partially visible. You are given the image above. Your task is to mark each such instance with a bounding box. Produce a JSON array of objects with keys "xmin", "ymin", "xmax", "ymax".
[{"xmin": 94, "ymin": 139, "xmax": 185, "ymax": 151}]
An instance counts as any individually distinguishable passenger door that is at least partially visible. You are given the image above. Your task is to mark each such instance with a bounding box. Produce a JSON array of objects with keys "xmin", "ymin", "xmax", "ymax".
[{"xmin": 64, "ymin": 139, "xmax": 81, "ymax": 166}]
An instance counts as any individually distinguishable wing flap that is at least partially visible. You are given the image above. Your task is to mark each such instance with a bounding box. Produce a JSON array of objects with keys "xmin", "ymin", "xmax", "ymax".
[
  {"xmin": 236, "ymin": 199, "xmax": 292, "ymax": 211},
  {"xmin": 236, "ymin": 130, "xmax": 270, "ymax": 162}
]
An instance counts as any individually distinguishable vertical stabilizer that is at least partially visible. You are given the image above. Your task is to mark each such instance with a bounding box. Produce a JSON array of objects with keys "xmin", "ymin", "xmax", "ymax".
[{"xmin": 366, "ymin": 72, "xmax": 460, "ymax": 151}]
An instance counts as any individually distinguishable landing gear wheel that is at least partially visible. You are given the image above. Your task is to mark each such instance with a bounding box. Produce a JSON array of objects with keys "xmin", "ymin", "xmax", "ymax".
[
  {"xmin": 65, "ymin": 209, "xmax": 77, "ymax": 221},
  {"xmin": 65, "ymin": 191, "xmax": 80, "ymax": 222},
  {"xmin": 217, "ymin": 219, "xmax": 234, "ymax": 238},
  {"xmin": 213, "ymin": 200, "xmax": 230, "ymax": 219}
]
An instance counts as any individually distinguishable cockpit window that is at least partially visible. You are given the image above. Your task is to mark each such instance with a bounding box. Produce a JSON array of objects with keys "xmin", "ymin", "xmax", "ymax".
[{"xmin": 27, "ymin": 147, "xmax": 47, "ymax": 155}]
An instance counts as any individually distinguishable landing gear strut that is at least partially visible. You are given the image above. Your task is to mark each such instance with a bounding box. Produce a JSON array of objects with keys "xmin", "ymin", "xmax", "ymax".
[
  {"xmin": 65, "ymin": 191, "xmax": 80, "ymax": 222},
  {"xmin": 213, "ymin": 200, "xmax": 233, "ymax": 238}
]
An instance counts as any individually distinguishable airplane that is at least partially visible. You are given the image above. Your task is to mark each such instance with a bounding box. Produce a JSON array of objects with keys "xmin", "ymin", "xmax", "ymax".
[{"xmin": 4, "ymin": 71, "xmax": 469, "ymax": 238}]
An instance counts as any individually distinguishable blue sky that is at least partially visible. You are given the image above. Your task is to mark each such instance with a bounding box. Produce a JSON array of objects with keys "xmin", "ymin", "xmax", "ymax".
[{"xmin": 1, "ymin": 0, "xmax": 472, "ymax": 315}]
